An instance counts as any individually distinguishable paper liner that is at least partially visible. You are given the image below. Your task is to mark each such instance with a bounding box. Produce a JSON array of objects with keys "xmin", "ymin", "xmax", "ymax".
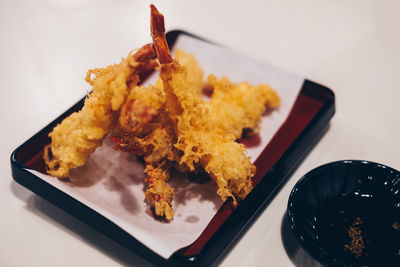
[{"xmin": 26, "ymin": 34, "xmax": 303, "ymax": 258}]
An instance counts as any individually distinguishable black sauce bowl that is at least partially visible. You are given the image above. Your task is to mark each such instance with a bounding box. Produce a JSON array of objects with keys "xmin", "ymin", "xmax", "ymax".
[{"xmin": 287, "ymin": 160, "xmax": 400, "ymax": 267}]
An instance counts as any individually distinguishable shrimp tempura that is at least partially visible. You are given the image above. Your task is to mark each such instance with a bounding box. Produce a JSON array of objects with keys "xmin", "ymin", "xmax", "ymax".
[
  {"xmin": 44, "ymin": 45, "xmax": 157, "ymax": 177},
  {"xmin": 150, "ymin": 5, "xmax": 255, "ymax": 204},
  {"xmin": 208, "ymin": 74, "xmax": 281, "ymax": 139}
]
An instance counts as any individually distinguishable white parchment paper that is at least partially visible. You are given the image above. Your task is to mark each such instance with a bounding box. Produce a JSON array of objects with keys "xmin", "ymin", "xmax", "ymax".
[{"xmin": 26, "ymin": 34, "xmax": 303, "ymax": 259}]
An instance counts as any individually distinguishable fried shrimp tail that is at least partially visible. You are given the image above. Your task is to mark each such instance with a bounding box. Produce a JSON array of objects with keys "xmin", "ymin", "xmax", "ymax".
[
  {"xmin": 150, "ymin": 4, "xmax": 182, "ymax": 132},
  {"xmin": 150, "ymin": 4, "xmax": 173, "ymax": 64},
  {"xmin": 44, "ymin": 44, "xmax": 157, "ymax": 178}
]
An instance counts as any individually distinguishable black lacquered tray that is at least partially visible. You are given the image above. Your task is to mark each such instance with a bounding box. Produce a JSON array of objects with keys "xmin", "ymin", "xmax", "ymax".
[{"xmin": 11, "ymin": 30, "xmax": 335, "ymax": 266}]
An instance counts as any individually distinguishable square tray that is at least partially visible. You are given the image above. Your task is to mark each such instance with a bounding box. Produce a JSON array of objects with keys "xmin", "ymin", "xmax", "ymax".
[{"xmin": 11, "ymin": 30, "xmax": 335, "ymax": 266}]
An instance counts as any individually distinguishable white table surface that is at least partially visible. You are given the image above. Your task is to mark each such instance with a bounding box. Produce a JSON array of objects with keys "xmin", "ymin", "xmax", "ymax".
[{"xmin": 2, "ymin": 0, "xmax": 400, "ymax": 266}]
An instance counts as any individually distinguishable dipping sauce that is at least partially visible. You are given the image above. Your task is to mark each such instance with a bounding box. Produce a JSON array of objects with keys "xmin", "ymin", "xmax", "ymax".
[{"xmin": 315, "ymin": 194, "xmax": 400, "ymax": 266}]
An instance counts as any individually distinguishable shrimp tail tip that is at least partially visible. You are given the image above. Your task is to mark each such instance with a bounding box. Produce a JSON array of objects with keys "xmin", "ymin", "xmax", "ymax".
[{"xmin": 150, "ymin": 4, "xmax": 165, "ymax": 38}]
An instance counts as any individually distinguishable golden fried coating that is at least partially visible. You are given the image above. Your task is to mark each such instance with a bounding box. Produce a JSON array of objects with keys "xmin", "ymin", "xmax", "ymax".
[
  {"xmin": 113, "ymin": 122, "xmax": 178, "ymax": 220},
  {"xmin": 174, "ymin": 49, "xmax": 204, "ymax": 95},
  {"xmin": 116, "ymin": 49, "xmax": 203, "ymax": 137},
  {"xmin": 144, "ymin": 163, "xmax": 174, "ymax": 220},
  {"xmin": 116, "ymin": 86, "xmax": 162, "ymax": 137},
  {"xmin": 152, "ymin": 49, "xmax": 204, "ymax": 97},
  {"xmin": 44, "ymin": 44, "xmax": 157, "ymax": 177},
  {"xmin": 208, "ymin": 74, "xmax": 281, "ymax": 139},
  {"xmin": 150, "ymin": 5, "xmax": 255, "ymax": 204}
]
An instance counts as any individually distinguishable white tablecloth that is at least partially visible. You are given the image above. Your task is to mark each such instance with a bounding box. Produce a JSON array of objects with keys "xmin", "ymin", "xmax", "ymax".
[{"xmin": 2, "ymin": 0, "xmax": 399, "ymax": 266}]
